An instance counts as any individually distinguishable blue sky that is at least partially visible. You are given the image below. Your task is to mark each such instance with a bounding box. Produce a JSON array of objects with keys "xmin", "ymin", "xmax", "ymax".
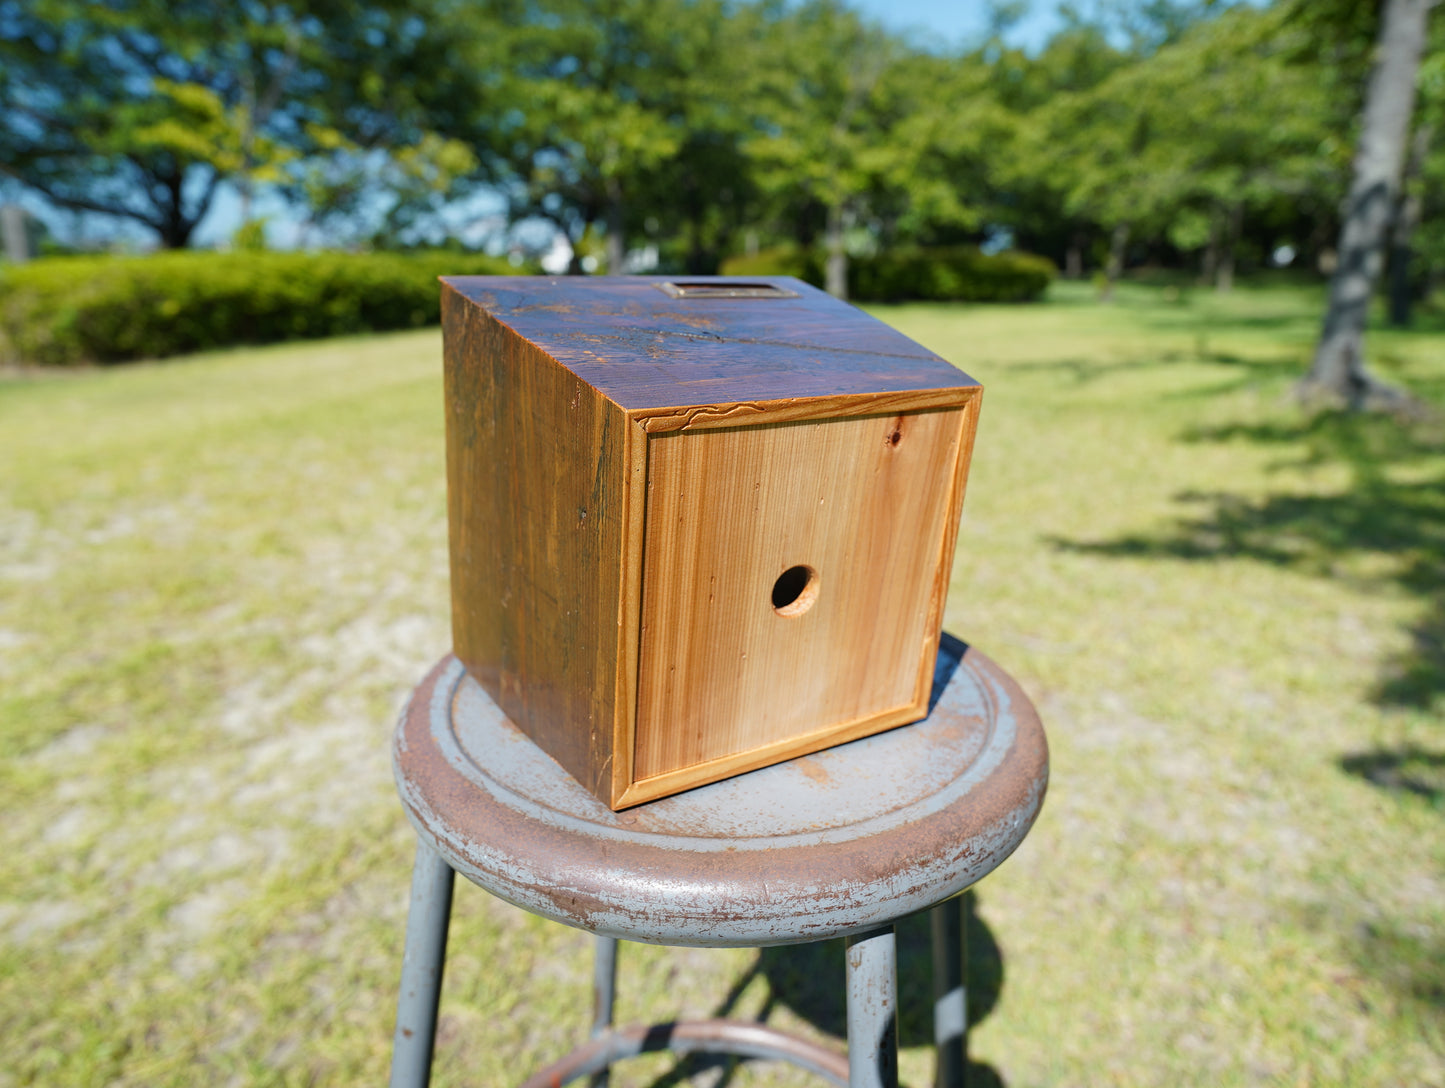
[{"xmin": 845, "ymin": 0, "xmax": 1065, "ymax": 51}]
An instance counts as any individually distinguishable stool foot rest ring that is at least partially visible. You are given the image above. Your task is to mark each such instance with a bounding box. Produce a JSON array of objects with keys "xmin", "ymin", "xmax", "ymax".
[{"xmin": 519, "ymin": 1019, "xmax": 850, "ymax": 1088}]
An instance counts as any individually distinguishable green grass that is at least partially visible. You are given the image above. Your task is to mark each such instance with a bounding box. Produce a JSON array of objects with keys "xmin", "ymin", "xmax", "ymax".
[{"xmin": 1, "ymin": 279, "xmax": 1443, "ymax": 1087}]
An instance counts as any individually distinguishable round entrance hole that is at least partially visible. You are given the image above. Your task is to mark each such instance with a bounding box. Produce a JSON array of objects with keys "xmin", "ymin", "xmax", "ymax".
[{"xmin": 771, "ymin": 565, "xmax": 819, "ymax": 617}]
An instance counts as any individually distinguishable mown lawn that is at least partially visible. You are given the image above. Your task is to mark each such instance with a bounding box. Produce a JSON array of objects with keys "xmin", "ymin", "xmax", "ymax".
[{"xmin": 1, "ymin": 279, "xmax": 1442, "ymax": 1087}]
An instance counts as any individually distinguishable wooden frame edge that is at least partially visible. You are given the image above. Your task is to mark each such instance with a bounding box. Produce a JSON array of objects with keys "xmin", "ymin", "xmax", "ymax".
[
  {"xmin": 911, "ymin": 388, "xmax": 983, "ymax": 709},
  {"xmin": 613, "ymin": 386, "xmax": 982, "ymax": 811},
  {"xmin": 631, "ymin": 385, "xmax": 977, "ymax": 434},
  {"xmin": 608, "ymin": 413, "xmax": 651, "ymax": 809}
]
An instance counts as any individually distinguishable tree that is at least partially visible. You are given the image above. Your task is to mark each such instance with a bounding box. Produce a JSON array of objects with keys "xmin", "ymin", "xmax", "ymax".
[
  {"xmin": 284, "ymin": 130, "xmax": 480, "ymax": 248},
  {"xmin": 1019, "ymin": 4, "xmax": 1342, "ymax": 299},
  {"xmin": 0, "ymin": 0, "xmax": 484, "ymax": 248},
  {"xmin": 0, "ymin": 1, "xmax": 295, "ymax": 246},
  {"xmin": 484, "ymin": 0, "xmax": 725, "ymax": 273},
  {"xmin": 987, "ymin": 23, "xmax": 1133, "ymax": 275},
  {"xmin": 1409, "ymin": 46, "xmax": 1445, "ymax": 307},
  {"xmin": 1386, "ymin": 22, "xmax": 1445, "ymax": 325},
  {"xmin": 743, "ymin": 1, "xmax": 910, "ymax": 297},
  {"xmin": 1300, "ymin": 0, "xmax": 1435, "ymax": 408}
]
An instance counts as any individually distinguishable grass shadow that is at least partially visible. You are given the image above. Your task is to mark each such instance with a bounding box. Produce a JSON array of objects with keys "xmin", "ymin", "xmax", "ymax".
[
  {"xmin": 648, "ymin": 892, "xmax": 1004, "ymax": 1087},
  {"xmin": 1340, "ymin": 746, "xmax": 1445, "ymax": 808},
  {"xmin": 1050, "ymin": 409, "xmax": 1445, "ymax": 710},
  {"xmin": 1006, "ymin": 347, "xmax": 1303, "ymax": 391},
  {"xmin": 1352, "ymin": 920, "xmax": 1445, "ymax": 1025}
]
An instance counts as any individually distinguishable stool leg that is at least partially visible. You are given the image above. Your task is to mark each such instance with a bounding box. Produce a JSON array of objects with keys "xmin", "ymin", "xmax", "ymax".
[
  {"xmin": 589, "ymin": 935, "xmax": 618, "ymax": 1088},
  {"xmin": 930, "ymin": 897, "xmax": 967, "ymax": 1088},
  {"xmin": 389, "ymin": 842, "xmax": 456, "ymax": 1088},
  {"xmin": 845, "ymin": 926, "xmax": 899, "ymax": 1088}
]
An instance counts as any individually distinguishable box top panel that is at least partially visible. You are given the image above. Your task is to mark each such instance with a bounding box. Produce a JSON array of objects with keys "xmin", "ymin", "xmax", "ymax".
[{"xmin": 441, "ymin": 275, "xmax": 979, "ymax": 413}]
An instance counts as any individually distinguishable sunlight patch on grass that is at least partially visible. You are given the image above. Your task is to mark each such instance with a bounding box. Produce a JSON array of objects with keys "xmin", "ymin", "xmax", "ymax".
[{"xmin": 2, "ymin": 289, "xmax": 1443, "ymax": 1086}]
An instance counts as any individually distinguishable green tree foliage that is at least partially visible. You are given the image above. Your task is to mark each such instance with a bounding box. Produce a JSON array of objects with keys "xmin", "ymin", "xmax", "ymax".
[
  {"xmin": 0, "ymin": 0, "xmax": 487, "ymax": 248},
  {"xmin": 741, "ymin": 0, "xmax": 913, "ymax": 297},
  {"xmin": 5, "ymin": 0, "xmax": 1442, "ymax": 331},
  {"xmin": 478, "ymin": 0, "xmax": 731, "ymax": 273},
  {"xmin": 1020, "ymin": 4, "xmax": 1343, "ymax": 296}
]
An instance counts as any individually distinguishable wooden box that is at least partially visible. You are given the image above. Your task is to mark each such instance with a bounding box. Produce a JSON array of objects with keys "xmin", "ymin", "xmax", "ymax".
[{"xmin": 441, "ymin": 275, "xmax": 981, "ymax": 809}]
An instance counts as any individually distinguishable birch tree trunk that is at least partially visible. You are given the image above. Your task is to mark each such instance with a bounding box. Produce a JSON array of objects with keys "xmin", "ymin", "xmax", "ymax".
[{"xmin": 1299, "ymin": 0, "xmax": 1431, "ymax": 408}]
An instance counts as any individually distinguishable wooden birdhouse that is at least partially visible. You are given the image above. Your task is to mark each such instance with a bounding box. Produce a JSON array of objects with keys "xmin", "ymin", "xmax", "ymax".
[{"xmin": 441, "ymin": 276, "xmax": 982, "ymax": 809}]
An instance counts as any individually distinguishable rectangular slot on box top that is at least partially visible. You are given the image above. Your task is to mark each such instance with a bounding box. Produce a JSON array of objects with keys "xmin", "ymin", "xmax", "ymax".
[{"xmin": 657, "ymin": 282, "xmax": 800, "ymax": 300}]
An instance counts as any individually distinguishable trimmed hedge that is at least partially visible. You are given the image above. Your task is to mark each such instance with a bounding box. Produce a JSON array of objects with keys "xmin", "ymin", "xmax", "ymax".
[
  {"xmin": 718, "ymin": 246, "xmax": 825, "ymax": 288},
  {"xmin": 720, "ymin": 245, "xmax": 1054, "ymax": 303},
  {"xmin": 851, "ymin": 246, "xmax": 1055, "ymax": 303},
  {"xmin": 0, "ymin": 249, "xmax": 523, "ymax": 365}
]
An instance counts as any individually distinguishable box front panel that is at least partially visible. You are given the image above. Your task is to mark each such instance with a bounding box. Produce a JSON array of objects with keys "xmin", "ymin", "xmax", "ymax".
[{"xmin": 634, "ymin": 408, "xmax": 965, "ymax": 783}]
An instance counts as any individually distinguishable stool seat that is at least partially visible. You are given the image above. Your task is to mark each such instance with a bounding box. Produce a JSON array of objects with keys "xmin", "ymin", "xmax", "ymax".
[{"xmin": 392, "ymin": 633, "xmax": 1048, "ymax": 949}]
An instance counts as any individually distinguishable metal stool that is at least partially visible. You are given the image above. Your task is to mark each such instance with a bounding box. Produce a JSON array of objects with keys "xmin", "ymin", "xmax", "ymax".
[{"xmin": 388, "ymin": 634, "xmax": 1047, "ymax": 1088}]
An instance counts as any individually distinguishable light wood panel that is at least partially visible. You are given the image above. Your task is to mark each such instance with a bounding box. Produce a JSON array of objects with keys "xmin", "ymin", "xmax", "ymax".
[{"xmin": 633, "ymin": 408, "xmax": 967, "ymax": 783}]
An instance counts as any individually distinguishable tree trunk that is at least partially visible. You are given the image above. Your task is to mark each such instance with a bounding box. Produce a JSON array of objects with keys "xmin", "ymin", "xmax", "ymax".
[
  {"xmin": 686, "ymin": 209, "xmax": 706, "ymax": 275},
  {"xmin": 1388, "ymin": 122, "xmax": 1432, "ymax": 327},
  {"xmin": 160, "ymin": 178, "xmax": 195, "ymax": 249},
  {"xmin": 567, "ymin": 214, "xmax": 591, "ymax": 275},
  {"xmin": 1200, "ymin": 216, "xmax": 1218, "ymax": 287},
  {"xmin": 1065, "ymin": 231, "xmax": 1084, "ymax": 279},
  {"xmin": 683, "ymin": 173, "xmax": 706, "ymax": 275},
  {"xmin": 1300, "ymin": 0, "xmax": 1430, "ymax": 409},
  {"xmin": 605, "ymin": 178, "xmax": 625, "ymax": 274},
  {"xmin": 1216, "ymin": 202, "xmax": 1243, "ymax": 293},
  {"xmin": 825, "ymin": 202, "xmax": 848, "ymax": 300},
  {"xmin": 1100, "ymin": 222, "xmax": 1129, "ymax": 301},
  {"xmin": 1, "ymin": 205, "xmax": 29, "ymax": 263}
]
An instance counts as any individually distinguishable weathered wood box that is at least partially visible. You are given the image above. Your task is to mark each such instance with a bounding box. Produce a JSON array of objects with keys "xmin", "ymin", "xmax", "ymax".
[{"xmin": 441, "ymin": 276, "xmax": 981, "ymax": 809}]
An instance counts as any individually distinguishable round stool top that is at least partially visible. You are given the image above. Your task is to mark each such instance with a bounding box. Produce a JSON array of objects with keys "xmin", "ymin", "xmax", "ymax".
[{"xmin": 393, "ymin": 635, "xmax": 1047, "ymax": 947}]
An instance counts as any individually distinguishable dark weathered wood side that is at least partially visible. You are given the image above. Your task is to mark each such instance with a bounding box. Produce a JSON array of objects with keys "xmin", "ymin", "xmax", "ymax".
[{"xmin": 442, "ymin": 283, "xmax": 626, "ymax": 800}]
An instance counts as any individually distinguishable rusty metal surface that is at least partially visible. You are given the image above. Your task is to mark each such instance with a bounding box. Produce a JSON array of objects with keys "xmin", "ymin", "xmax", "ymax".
[
  {"xmin": 517, "ymin": 1019, "xmax": 850, "ymax": 1088},
  {"xmin": 392, "ymin": 635, "xmax": 1048, "ymax": 948}
]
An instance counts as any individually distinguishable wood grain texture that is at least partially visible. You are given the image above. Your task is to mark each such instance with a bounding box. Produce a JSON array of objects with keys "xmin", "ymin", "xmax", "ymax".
[
  {"xmin": 441, "ymin": 275, "xmax": 983, "ymax": 809},
  {"xmin": 911, "ymin": 390, "xmax": 983, "ymax": 710},
  {"xmin": 607, "ymin": 415, "xmax": 650, "ymax": 805},
  {"xmin": 442, "ymin": 283, "xmax": 627, "ymax": 800},
  {"xmin": 439, "ymin": 275, "xmax": 978, "ymax": 413},
  {"xmin": 632, "ymin": 408, "xmax": 967, "ymax": 784}
]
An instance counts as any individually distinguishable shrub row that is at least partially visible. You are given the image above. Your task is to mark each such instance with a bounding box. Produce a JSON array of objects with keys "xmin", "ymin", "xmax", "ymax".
[
  {"xmin": 0, "ymin": 243, "xmax": 1053, "ymax": 366},
  {"xmin": 0, "ymin": 249, "xmax": 522, "ymax": 365},
  {"xmin": 720, "ymin": 245, "xmax": 1055, "ymax": 303}
]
